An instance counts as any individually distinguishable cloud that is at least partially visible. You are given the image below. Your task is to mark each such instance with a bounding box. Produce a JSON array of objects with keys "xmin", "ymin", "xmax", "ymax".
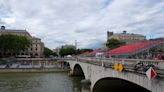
[{"xmin": 0, "ymin": 0, "xmax": 164, "ymax": 49}]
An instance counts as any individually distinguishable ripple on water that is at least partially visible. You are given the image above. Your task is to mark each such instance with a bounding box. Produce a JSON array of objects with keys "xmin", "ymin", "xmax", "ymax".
[{"xmin": 0, "ymin": 73, "xmax": 82, "ymax": 92}]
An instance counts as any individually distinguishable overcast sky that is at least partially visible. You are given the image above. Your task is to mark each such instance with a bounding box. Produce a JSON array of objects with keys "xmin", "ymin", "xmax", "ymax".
[{"xmin": 0, "ymin": 0, "xmax": 164, "ymax": 49}]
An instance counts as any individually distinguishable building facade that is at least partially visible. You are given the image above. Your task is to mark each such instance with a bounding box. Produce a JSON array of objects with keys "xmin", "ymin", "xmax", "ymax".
[
  {"xmin": 0, "ymin": 26, "xmax": 44, "ymax": 58},
  {"xmin": 107, "ymin": 30, "xmax": 146, "ymax": 45}
]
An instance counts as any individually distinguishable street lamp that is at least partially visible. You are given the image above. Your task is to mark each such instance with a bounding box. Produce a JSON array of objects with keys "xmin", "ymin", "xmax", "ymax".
[{"xmin": 75, "ymin": 40, "xmax": 77, "ymax": 55}]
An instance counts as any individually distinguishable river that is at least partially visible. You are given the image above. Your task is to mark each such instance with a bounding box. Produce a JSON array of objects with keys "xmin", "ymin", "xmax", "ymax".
[{"xmin": 0, "ymin": 73, "xmax": 83, "ymax": 92}]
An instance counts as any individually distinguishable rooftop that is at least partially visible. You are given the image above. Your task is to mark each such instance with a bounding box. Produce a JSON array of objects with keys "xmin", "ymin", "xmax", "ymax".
[
  {"xmin": 0, "ymin": 29, "xmax": 27, "ymax": 33},
  {"xmin": 0, "ymin": 26, "xmax": 27, "ymax": 33},
  {"xmin": 108, "ymin": 30, "xmax": 145, "ymax": 37},
  {"xmin": 113, "ymin": 33, "xmax": 145, "ymax": 37}
]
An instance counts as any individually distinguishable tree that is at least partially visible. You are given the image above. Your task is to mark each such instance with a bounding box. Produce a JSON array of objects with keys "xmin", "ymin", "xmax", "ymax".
[
  {"xmin": 106, "ymin": 38, "xmax": 125, "ymax": 50},
  {"xmin": 59, "ymin": 47, "xmax": 76, "ymax": 57},
  {"xmin": 52, "ymin": 52, "xmax": 58, "ymax": 57},
  {"xmin": 0, "ymin": 34, "xmax": 31, "ymax": 57},
  {"xmin": 76, "ymin": 48, "xmax": 93, "ymax": 54},
  {"xmin": 44, "ymin": 47, "xmax": 58, "ymax": 57},
  {"xmin": 44, "ymin": 47, "xmax": 53, "ymax": 57}
]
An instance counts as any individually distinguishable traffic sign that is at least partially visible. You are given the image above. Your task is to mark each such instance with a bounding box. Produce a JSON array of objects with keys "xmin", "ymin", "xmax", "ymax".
[
  {"xmin": 114, "ymin": 63, "xmax": 118, "ymax": 71},
  {"xmin": 118, "ymin": 64, "xmax": 123, "ymax": 72},
  {"xmin": 146, "ymin": 67, "xmax": 157, "ymax": 80}
]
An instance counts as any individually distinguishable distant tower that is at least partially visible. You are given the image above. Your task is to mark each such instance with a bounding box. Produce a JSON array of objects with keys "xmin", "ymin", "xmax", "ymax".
[
  {"xmin": 75, "ymin": 40, "xmax": 77, "ymax": 55},
  {"xmin": 107, "ymin": 31, "xmax": 113, "ymax": 40},
  {"xmin": 75, "ymin": 40, "xmax": 77, "ymax": 50}
]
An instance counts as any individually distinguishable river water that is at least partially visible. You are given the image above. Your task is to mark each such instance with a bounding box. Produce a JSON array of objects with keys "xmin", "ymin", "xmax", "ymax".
[{"xmin": 0, "ymin": 73, "xmax": 83, "ymax": 92}]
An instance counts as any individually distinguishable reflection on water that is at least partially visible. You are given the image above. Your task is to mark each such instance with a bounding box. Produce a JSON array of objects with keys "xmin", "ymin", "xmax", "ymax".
[
  {"xmin": 70, "ymin": 76, "xmax": 84, "ymax": 92},
  {"xmin": 0, "ymin": 73, "xmax": 82, "ymax": 92}
]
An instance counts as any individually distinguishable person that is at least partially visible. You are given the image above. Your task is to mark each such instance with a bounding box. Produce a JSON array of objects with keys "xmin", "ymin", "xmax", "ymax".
[
  {"xmin": 155, "ymin": 54, "xmax": 162, "ymax": 60},
  {"xmin": 161, "ymin": 54, "xmax": 164, "ymax": 60}
]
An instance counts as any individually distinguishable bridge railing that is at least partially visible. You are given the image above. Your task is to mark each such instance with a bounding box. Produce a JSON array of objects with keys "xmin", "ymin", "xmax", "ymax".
[
  {"xmin": 15, "ymin": 57, "xmax": 76, "ymax": 61},
  {"xmin": 77, "ymin": 57, "xmax": 164, "ymax": 76}
]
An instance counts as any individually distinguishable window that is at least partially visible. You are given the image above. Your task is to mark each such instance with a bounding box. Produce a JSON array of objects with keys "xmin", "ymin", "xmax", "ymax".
[{"xmin": 35, "ymin": 53, "xmax": 38, "ymax": 56}]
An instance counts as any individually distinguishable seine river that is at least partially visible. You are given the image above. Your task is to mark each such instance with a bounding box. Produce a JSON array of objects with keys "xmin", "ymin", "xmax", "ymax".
[{"xmin": 0, "ymin": 73, "xmax": 82, "ymax": 92}]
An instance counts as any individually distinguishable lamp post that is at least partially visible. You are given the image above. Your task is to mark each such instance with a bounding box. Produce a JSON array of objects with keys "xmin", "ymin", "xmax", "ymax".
[{"xmin": 75, "ymin": 40, "xmax": 77, "ymax": 55}]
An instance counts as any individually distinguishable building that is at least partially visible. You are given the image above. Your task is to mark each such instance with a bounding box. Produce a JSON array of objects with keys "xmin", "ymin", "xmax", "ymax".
[
  {"xmin": 53, "ymin": 47, "xmax": 61, "ymax": 56},
  {"xmin": 107, "ymin": 30, "xmax": 146, "ymax": 45},
  {"xmin": 0, "ymin": 26, "xmax": 44, "ymax": 58}
]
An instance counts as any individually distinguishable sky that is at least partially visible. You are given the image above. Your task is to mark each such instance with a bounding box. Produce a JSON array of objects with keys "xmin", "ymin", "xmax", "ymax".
[{"xmin": 0, "ymin": 0, "xmax": 164, "ymax": 49}]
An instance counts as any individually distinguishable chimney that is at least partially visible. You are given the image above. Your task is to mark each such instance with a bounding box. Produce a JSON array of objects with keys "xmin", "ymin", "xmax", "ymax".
[
  {"xmin": 123, "ymin": 30, "xmax": 127, "ymax": 34},
  {"xmin": 1, "ymin": 26, "xmax": 5, "ymax": 30}
]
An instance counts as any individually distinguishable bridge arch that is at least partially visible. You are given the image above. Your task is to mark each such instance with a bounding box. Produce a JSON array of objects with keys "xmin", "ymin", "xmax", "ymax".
[
  {"xmin": 72, "ymin": 64, "xmax": 85, "ymax": 78},
  {"xmin": 92, "ymin": 77, "xmax": 151, "ymax": 92}
]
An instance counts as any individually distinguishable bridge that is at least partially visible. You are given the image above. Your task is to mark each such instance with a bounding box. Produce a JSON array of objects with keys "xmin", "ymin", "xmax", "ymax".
[
  {"xmin": 1, "ymin": 57, "xmax": 164, "ymax": 92},
  {"xmin": 66, "ymin": 57, "xmax": 164, "ymax": 92}
]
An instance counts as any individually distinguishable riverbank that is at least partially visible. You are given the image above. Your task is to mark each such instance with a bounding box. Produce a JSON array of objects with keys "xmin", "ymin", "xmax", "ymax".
[{"xmin": 0, "ymin": 68, "xmax": 70, "ymax": 73}]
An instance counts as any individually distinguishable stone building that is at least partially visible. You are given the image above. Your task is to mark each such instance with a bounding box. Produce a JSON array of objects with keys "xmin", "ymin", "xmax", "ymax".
[
  {"xmin": 107, "ymin": 30, "xmax": 146, "ymax": 45},
  {"xmin": 0, "ymin": 26, "xmax": 44, "ymax": 58}
]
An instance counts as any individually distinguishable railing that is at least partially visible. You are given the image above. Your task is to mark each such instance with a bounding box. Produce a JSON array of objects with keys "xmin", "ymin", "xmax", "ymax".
[
  {"xmin": 16, "ymin": 57, "xmax": 76, "ymax": 61},
  {"xmin": 76, "ymin": 57, "xmax": 164, "ymax": 77}
]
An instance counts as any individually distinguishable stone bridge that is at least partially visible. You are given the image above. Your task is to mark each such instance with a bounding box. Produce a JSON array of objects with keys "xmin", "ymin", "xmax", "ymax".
[{"xmin": 67, "ymin": 57, "xmax": 164, "ymax": 92}]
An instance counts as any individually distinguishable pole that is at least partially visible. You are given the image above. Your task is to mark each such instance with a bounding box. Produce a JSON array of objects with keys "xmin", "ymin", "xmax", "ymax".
[{"xmin": 75, "ymin": 40, "xmax": 77, "ymax": 55}]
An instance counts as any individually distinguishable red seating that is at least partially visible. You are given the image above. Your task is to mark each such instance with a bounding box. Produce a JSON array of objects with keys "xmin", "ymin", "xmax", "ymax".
[
  {"xmin": 85, "ymin": 50, "xmax": 101, "ymax": 56},
  {"xmin": 104, "ymin": 40, "xmax": 164, "ymax": 55}
]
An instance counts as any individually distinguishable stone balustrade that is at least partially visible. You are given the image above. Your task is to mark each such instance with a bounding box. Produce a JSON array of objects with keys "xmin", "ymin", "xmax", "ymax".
[{"xmin": 77, "ymin": 57, "xmax": 164, "ymax": 76}]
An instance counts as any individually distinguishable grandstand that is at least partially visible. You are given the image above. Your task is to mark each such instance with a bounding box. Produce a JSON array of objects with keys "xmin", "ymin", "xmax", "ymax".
[
  {"xmin": 85, "ymin": 50, "xmax": 102, "ymax": 57},
  {"xmin": 104, "ymin": 39, "xmax": 164, "ymax": 59}
]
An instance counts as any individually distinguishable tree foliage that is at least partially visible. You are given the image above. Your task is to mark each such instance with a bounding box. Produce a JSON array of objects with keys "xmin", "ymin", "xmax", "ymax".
[
  {"xmin": 44, "ymin": 47, "xmax": 53, "ymax": 57},
  {"xmin": 76, "ymin": 48, "xmax": 93, "ymax": 54},
  {"xmin": 44, "ymin": 47, "xmax": 58, "ymax": 57},
  {"xmin": 0, "ymin": 34, "xmax": 31, "ymax": 56},
  {"xmin": 59, "ymin": 47, "xmax": 76, "ymax": 57},
  {"xmin": 106, "ymin": 38, "xmax": 125, "ymax": 50}
]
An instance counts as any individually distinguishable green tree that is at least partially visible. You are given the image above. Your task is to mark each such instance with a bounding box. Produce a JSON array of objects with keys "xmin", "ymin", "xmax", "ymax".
[
  {"xmin": 106, "ymin": 38, "xmax": 125, "ymax": 50},
  {"xmin": 44, "ymin": 47, "xmax": 53, "ymax": 57},
  {"xmin": 43, "ymin": 47, "xmax": 58, "ymax": 57},
  {"xmin": 0, "ymin": 34, "xmax": 31, "ymax": 57},
  {"xmin": 59, "ymin": 47, "xmax": 76, "ymax": 57},
  {"xmin": 76, "ymin": 48, "xmax": 93, "ymax": 54},
  {"xmin": 52, "ymin": 52, "xmax": 58, "ymax": 57}
]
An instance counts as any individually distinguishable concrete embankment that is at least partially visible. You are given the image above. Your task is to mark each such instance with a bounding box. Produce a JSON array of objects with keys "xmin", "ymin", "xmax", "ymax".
[{"xmin": 0, "ymin": 68, "xmax": 70, "ymax": 73}]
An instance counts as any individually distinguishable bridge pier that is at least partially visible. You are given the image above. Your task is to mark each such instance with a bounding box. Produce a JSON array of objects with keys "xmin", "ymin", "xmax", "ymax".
[
  {"xmin": 68, "ymin": 70, "xmax": 73, "ymax": 76},
  {"xmin": 81, "ymin": 79, "xmax": 91, "ymax": 92}
]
